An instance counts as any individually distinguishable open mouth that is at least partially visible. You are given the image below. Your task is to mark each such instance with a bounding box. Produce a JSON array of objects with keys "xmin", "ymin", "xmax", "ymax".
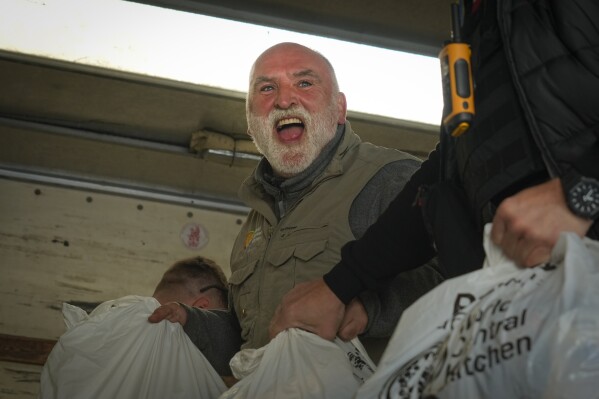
[
  {"xmin": 276, "ymin": 117, "xmax": 304, "ymax": 142},
  {"xmin": 276, "ymin": 117, "xmax": 304, "ymax": 131}
]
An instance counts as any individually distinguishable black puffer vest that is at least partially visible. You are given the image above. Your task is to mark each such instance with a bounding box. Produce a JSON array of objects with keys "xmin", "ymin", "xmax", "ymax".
[{"xmin": 453, "ymin": 0, "xmax": 599, "ymax": 230}]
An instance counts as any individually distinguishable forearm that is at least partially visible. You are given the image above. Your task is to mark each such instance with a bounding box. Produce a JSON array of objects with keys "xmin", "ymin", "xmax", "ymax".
[
  {"xmin": 359, "ymin": 258, "xmax": 444, "ymax": 337},
  {"xmin": 181, "ymin": 305, "xmax": 241, "ymax": 376}
]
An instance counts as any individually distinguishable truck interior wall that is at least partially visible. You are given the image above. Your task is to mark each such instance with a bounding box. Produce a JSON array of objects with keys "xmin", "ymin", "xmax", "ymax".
[{"xmin": 0, "ymin": 177, "xmax": 245, "ymax": 397}]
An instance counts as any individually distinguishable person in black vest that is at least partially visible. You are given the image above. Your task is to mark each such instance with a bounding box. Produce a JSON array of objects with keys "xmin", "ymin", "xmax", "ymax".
[{"xmin": 269, "ymin": 0, "xmax": 599, "ymax": 342}]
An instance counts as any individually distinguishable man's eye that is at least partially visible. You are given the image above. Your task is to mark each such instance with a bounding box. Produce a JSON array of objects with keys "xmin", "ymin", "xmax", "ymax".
[
  {"xmin": 260, "ymin": 85, "xmax": 274, "ymax": 92},
  {"xmin": 298, "ymin": 81, "xmax": 312, "ymax": 88}
]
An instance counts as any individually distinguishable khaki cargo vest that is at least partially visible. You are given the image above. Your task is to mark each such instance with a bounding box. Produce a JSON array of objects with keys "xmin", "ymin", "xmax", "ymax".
[{"xmin": 229, "ymin": 126, "xmax": 416, "ymax": 349}]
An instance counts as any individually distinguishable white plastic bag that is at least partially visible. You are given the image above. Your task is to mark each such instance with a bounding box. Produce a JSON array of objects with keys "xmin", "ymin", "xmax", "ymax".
[
  {"xmin": 40, "ymin": 295, "xmax": 227, "ymax": 399},
  {"xmin": 221, "ymin": 328, "xmax": 376, "ymax": 399},
  {"xmin": 356, "ymin": 225, "xmax": 599, "ymax": 399}
]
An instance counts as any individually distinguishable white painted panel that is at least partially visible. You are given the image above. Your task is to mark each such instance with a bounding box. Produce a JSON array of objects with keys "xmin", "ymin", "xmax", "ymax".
[
  {"xmin": 0, "ymin": 177, "xmax": 246, "ymax": 397},
  {"xmin": 0, "ymin": 177, "xmax": 244, "ymax": 337}
]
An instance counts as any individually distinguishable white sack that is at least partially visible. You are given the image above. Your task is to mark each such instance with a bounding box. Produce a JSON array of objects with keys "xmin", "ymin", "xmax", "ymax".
[
  {"xmin": 221, "ymin": 328, "xmax": 376, "ymax": 399},
  {"xmin": 356, "ymin": 225, "xmax": 599, "ymax": 399},
  {"xmin": 40, "ymin": 295, "xmax": 227, "ymax": 399}
]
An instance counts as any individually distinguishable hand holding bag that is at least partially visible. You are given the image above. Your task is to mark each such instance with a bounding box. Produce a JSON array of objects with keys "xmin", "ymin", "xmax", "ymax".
[
  {"xmin": 221, "ymin": 328, "xmax": 375, "ymax": 399},
  {"xmin": 356, "ymin": 225, "xmax": 599, "ymax": 398},
  {"xmin": 40, "ymin": 296, "xmax": 227, "ymax": 399}
]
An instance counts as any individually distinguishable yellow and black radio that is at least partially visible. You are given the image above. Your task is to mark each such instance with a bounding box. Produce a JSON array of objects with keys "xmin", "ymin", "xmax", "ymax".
[{"xmin": 439, "ymin": 2, "xmax": 474, "ymax": 137}]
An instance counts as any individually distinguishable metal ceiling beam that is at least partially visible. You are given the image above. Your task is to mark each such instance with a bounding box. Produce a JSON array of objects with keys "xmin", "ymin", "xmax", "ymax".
[{"xmin": 127, "ymin": 0, "xmax": 447, "ymax": 57}]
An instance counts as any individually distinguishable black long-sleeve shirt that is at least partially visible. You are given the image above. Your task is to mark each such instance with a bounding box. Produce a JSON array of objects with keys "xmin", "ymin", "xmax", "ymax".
[
  {"xmin": 324, "ymin": 146, "xmax": 441, "ymax": 304},
  {"xmin": 325, "ymin": 0, "xmax": 599, "ymax": 305}
]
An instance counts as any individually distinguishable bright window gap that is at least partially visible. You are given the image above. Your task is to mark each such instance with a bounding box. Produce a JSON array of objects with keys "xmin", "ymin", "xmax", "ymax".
[{"xmin": 1, "ymin": 0, "xmax": 442, "ymax": 125}]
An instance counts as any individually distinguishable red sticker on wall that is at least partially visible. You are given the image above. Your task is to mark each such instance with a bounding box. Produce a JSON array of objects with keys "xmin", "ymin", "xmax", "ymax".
[{"xmin": 180, "ymin": 223, "xmax": 209, "ymax": 250}]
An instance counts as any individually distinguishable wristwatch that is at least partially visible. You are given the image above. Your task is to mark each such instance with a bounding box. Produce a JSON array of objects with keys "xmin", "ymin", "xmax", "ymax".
[{"xmin": 561, "ymin": 170, "xmax": 599, "ymax": 220}]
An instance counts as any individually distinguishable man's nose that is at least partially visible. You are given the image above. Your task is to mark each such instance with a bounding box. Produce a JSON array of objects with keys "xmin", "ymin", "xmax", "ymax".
[{"xmin": 275, "ymin": 85, "xmax": 298, "ymax": 109}]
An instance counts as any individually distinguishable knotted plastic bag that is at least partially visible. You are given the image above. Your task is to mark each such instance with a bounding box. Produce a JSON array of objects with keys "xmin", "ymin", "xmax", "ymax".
[
  {"xmin": 40, "ymin": 296, "xmax": 227, "ymax": 399},
  {"xmin": 220, "ymin": 328, "xmax": 375, "ymax": 399},
  {"xmin": 356, "ymin": 225, "xmax": 599, "ymax": 398}
]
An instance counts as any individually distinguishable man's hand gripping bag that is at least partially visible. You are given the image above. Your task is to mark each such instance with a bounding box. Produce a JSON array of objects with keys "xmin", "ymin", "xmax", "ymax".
[
  {"xmin": 220, "ymin": 328, "xmax": 376, "ymax": 399},
  {"xmin": 40, "ymin": 296, "xmax": 227, "ymax": 399},
  {"xmin": 356, "ymin": 225, "xmax": 599, "ymax": 399}
]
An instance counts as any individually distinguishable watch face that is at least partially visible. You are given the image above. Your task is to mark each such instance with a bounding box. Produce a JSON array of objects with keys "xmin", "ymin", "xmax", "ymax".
[{"xmin": 570, "ymin": 180, "xmax": 599, "ymax": 218}]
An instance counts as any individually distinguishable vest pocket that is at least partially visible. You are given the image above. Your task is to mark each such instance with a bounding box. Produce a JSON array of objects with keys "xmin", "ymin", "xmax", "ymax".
[
  {"xmin": 228, "ymin": 259, "xmax": 259, "ymax": 344},
  {"xmin": 268, "ymin": 246, "xmax": 295, "ymax": 267},
  {"xmin": 266, "ymin": 236, "xmax": 330, "ymax": 286},
  {"xmin": 268, "ymin": 238, "xmax": 328, "ymax": 267},
  {"xmin": 229, "ymin": 259, "xmax": 257, "ymax": 286},
  {"xmin": 293, "ymin": 239, "xmax": 328, "ymax": 261},
  {"xmin": 268, "ymin": 225, "xmax": 330, "ymax": 267}
]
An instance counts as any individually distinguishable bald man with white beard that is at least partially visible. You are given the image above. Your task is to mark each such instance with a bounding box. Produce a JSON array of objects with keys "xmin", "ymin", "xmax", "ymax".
[{"xmin": 150, "ymin": 42, "xmax": 443, "ymax": 367}]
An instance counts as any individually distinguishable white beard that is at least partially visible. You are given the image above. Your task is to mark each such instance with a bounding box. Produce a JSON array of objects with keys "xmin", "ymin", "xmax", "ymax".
[{"xmin": 247, "ymin": 101, "xmax": 339, "ymax": 177}]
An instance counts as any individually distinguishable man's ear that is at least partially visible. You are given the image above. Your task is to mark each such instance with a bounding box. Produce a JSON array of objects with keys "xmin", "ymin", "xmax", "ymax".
[{"xmin": 191, "ymin": 296, "xmax": 210, "ymax": 309}]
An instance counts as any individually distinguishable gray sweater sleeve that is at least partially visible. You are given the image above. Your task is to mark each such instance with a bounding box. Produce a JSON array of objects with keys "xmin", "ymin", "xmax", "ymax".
[
  {"xmin": 180, "ymin": 305, "xmax": 241, "ymax": 376},
  {"xmin": 349, "ymin": 159, "xmax": 422, "ymax": 239},
  {"xmin": 349, "ymin": 158, "xmax": 443, "ymax": 338}
]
